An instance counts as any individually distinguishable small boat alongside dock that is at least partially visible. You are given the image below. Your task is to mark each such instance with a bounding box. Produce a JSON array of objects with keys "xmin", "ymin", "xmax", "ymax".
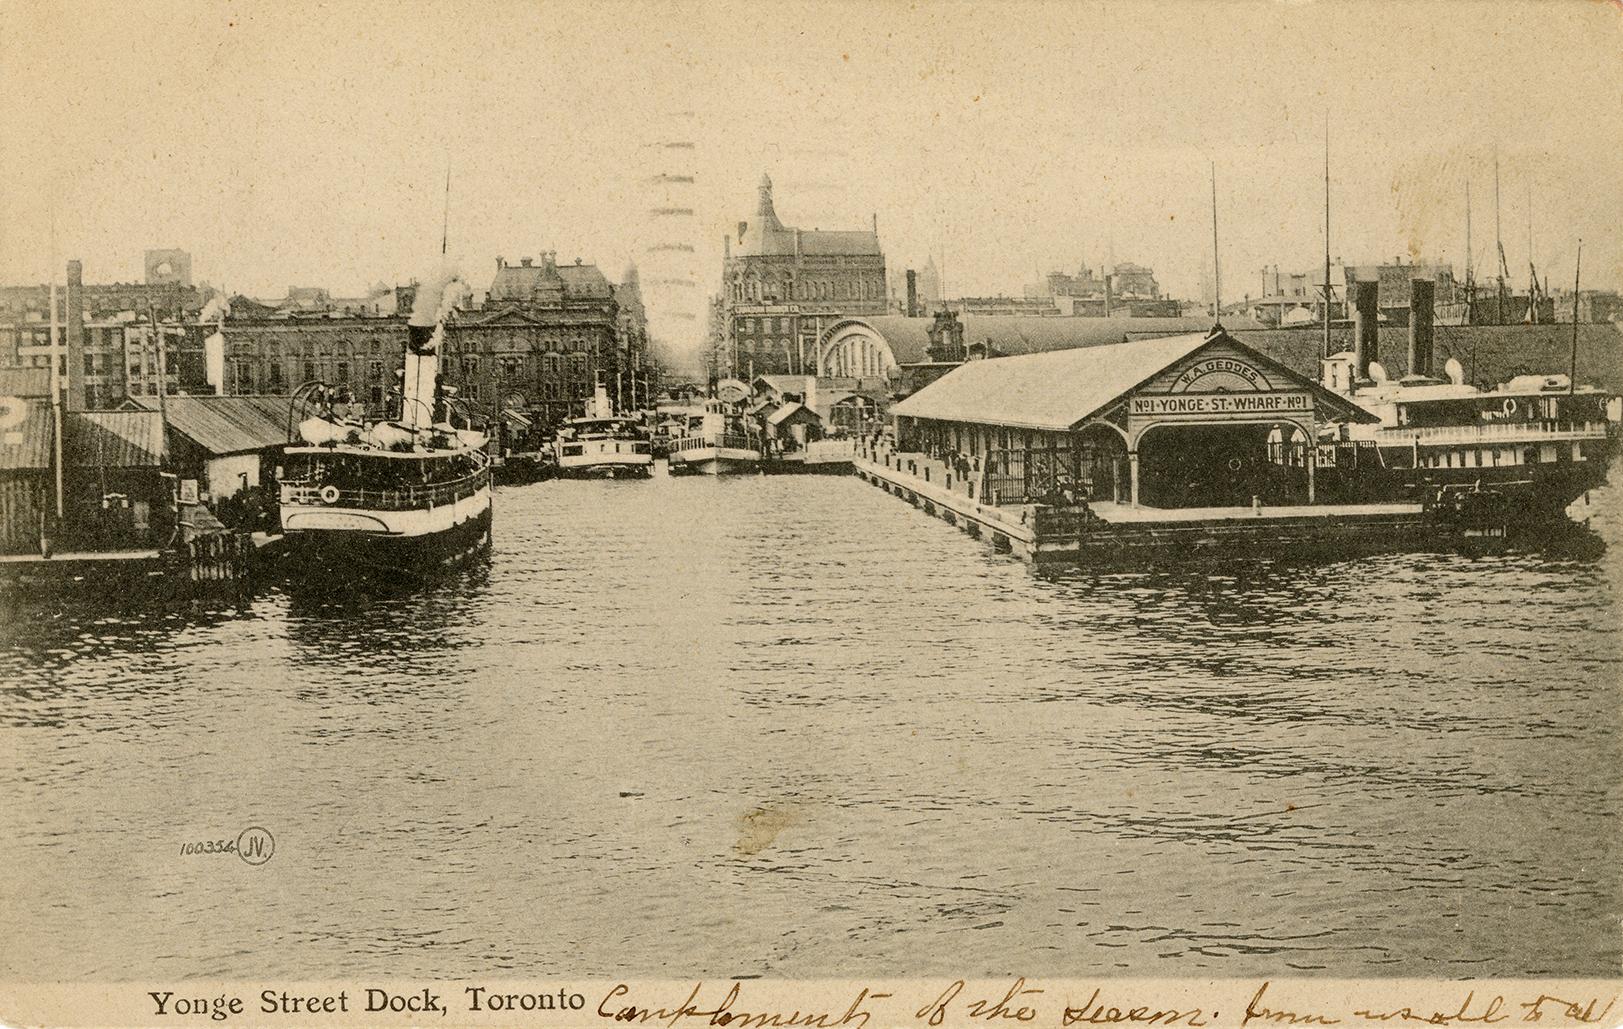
[
  {"xmin": 551, "ymin": 385, "xmax": 652, "ymax": 479},
  {"xmin": 667, "ymin": 399, "xmax": 763, "ymax": 475}
]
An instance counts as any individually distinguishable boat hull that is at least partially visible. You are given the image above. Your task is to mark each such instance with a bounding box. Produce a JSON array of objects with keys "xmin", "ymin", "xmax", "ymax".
[
  {"xmin": 279, "ymin": 490, "xmax": 493, "ymax": 580},
  {"xmin": 1396, "ymin": 457, "xmax": 1613, "ymax": 523},
  {"xmin": 556, "ymin": 455, "xmax": 653, "ymax": 479},
  {"xmin": 668, "ymin": 446, "xmax": 762, "ymax": 476}
]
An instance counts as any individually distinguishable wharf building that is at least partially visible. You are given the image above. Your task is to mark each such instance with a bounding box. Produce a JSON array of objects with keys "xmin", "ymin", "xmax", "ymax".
[
  {"xmin": 890, "ymin": 326, "xmax": 1376, "ymax": 509},
  {"xmin": 715, "ymin": 173, "xmax": 887, "ymax": 381}
]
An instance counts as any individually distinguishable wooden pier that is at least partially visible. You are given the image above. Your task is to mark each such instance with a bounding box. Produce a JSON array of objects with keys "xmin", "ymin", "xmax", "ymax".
[{"xmin": 855, "ymin": 447, "xmax": 1446, "ymax": 564}]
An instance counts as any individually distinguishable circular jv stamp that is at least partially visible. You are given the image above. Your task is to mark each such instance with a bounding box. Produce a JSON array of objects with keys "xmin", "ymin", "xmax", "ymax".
[{"xmin": 236, "ymin": 826, "xmax": 275, "ymax": 866}]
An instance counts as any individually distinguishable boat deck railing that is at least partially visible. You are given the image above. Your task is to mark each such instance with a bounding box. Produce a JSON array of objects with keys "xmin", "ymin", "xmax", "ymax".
[
  {"xmin": 1388, "ymin": 420, "xmax": 1614, "ymax": 444},
  {"xmin": 671, "ymin": 433, "xmax": 756, "ymax": 453},
  {"xmin": 280, "ymin": 467, "xmax": 490, "ymax": 511}
]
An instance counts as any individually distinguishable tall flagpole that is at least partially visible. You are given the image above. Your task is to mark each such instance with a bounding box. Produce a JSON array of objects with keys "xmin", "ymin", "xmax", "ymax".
[{"xmin": 1210, "ymin": 162, "xmax": 1222, "ymax": 328}]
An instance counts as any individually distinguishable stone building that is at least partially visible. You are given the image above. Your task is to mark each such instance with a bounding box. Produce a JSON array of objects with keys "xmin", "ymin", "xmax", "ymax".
[
  {"xmin": 200, "ymin": 252, "xmax": 643, "ymax": 429},
  {"xmin": 715, "ymin": 173, "xmax": 887, "ymax": 380}
]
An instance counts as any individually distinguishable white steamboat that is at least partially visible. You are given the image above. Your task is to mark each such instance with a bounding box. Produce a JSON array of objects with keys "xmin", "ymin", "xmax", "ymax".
[
  {"xmin": 552, "ymin": 385, "xmax": 652, "ymax": 478},
  {"xmin": 667, "ymin": 400, "xmax": 763, "ymax": 475}
]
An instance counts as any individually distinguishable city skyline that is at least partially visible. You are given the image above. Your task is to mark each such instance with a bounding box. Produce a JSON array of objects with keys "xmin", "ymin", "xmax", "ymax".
[{"xmin": 3, "ymin": 0, "xmax": 1620, "ymax": 360}]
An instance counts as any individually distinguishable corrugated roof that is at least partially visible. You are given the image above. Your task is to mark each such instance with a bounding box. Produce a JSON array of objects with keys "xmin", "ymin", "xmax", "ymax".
[
  {"xmin": 893, "ymin": 332, "xmax": 1213, "ymax": 430},
  {"xmin": 0, "ymin": 399, "xmax": 53, "ymax": 470},
  {"xmin": 0, "ymin": 367, "xmax": 52, "ymax": 398},
  {"xmin": 892, "ymin": 329, "xmax": 1377, "ymax": 431},
  {"xmin": 128, "ymin": 394, "xmax": 289, "ymax": 455},
  {"xmin": 66, "ymin": 410, "xmax": 165, "ymax": 468}
]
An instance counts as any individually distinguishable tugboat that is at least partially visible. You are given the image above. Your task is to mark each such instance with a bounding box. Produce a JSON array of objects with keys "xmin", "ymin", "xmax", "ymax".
[
  {"xmin": 667, "ymin": 398, "xmax": 763, "ymax": 475},
  {"xmin": 276, "ymin": 271, "xmax": 493, "ymax": 575},
  {"xmin": 551, "ymin": 384, "xmax": 653, "ymax": 479}
]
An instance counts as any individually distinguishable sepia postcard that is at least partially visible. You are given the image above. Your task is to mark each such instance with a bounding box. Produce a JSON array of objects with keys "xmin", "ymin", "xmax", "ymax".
[{"xmin": 1, "ymin": 0, "xmax": 1620, "ymax": 1026}]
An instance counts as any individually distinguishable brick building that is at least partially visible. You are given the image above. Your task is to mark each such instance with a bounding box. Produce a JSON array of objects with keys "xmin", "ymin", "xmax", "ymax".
[{"xmin": 715, "ymin": 174, "xmax": 887, "ymax": 379}]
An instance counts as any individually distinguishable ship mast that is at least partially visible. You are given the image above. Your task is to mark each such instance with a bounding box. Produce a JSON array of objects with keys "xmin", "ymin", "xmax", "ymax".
[
  {"xmin": 1569, "ymin": 240, "xmax": 1581, "ymax": 395},
  {"xmin": 1526, "ymin": 182, "xmax": 1540, "ymax": 324},
  {"xmin": 1494, "ymin": 152, "xmax": 1509, "ymax": 323},
  {"xmin": 1464, "ymin": 181, "xmax": 1474, "ymax": 326},
  {"xmin": 1323, "ymin": 113, "xmax": 1332, "ymax": 358}
]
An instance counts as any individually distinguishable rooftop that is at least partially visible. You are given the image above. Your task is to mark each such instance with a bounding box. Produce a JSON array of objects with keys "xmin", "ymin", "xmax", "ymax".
[
  {"xmin": 733, "ymin": 174, "xmax": 882, "ymax": 259},
  {"xmin": 891, "ymin": 328, "xmax": 1377, "ymax": 431},
  {"xmin": 66, "ymin": 410, "xmax": 164, "ymax": 468},
  {"xmin": 0, "ymin": 399, "xmax": 53, "ymax": 470},
  {"xmin": 127, "ymin": 394, "xmax": 291, "ymax": 455}
]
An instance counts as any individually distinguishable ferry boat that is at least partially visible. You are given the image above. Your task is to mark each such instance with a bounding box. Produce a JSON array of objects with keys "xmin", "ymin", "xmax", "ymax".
[
  {"xmin": 277, "ymin": 273, "xmax": 493, "ymax": 575},
  {"xmin": 551, "ymin": 385, "xmax": 652, "ymax": 478},
  {"xmin": 1322, "ymin": 352, "xmax": 1618, "ymax": 524},
  {"xmin": 666, "ymin": 399, "xmax": 763, "ymax": 475}
]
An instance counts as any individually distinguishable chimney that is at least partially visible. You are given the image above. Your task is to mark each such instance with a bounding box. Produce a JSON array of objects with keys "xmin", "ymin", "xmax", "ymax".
[
  {"xmin": 497, "ymin": 256, "xmax": 505, "ymax": 270},
  {"xmin": 906, "ymin": 269, "xmax": 918, "ymax": 317},
  {"xmin": 724, "ymin": 234, "xmax": 731, "ymax": 259},
  {"xmin": 1353, "ymin": 277, "xmax": 1379, "ymax": 381},
  {"xmin": 737, "ymin": 220, "xmax": 748, "ymax": 243},
  {"xmin": 520, "ymin": 257, "xmax": 533, "ymax": 267},
  {"xmin": 1104, "ymin": 274, "xmax": 1114, "ymax": 317},
  {"xmin": 65, "ymin": 259, "xmax": 86, "ymax": 410},
  {"xmin": 1408, "ymin": 278, "xmax": 1435, "ymax": 379}
]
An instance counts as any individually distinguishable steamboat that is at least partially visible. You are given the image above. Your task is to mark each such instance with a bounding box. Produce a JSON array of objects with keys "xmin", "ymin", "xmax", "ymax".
[
  {"xmin": 666, "ymin": 399, "xmax": 763, "ymax": 475},
  {"xmin": 1320, "ymin": 277, "xmax": 1617, "ymax": 529},
  {"xmin": 277, "ymin": 272, "xmax": 493, "ymax": 575},
  {"xmin": 552, "ymin": 384, "xmax": 652, "ymax": 478}
]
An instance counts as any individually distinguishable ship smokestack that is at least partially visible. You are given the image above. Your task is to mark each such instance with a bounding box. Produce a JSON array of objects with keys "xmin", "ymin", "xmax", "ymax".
[
  {"xmin": 1408, "ymin": 278, "xmax": 1434, "ymax": 379},
  {"xmin": 906, "ymin": 269, "xmax": 918, "ymax": 317},
  {"xmin": 1353, "ymin": 277, "xmax": 1379, "ymax": 381}
]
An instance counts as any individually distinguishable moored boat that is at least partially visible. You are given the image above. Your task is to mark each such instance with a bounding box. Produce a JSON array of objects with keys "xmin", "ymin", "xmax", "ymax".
[
  {"xmin": 276, "ymin": 271, "xmax": 493, "ymax": 577},
  {"xmin": 666, "ymin": 399, "xmax": 763, "ymax": 475},
  {"xmin": 552, "ymin": 385, "xmax": 653, "ymax": 479}
]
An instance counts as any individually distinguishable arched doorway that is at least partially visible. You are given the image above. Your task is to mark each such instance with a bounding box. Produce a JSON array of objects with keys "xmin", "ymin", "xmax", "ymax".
[
  {"xmin": 1073, "ymin": 422, "xmax": 1130, "ymax": 504},
  {"xmin": 1136, "ymin": 420, "xmax": 1311, "ymax": 508}
]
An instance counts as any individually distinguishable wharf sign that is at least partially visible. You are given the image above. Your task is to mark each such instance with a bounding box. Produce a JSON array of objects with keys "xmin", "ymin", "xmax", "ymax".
[{"xmin": 1129, "ymin": 392, "xmax": 1312, "ymax": 417}]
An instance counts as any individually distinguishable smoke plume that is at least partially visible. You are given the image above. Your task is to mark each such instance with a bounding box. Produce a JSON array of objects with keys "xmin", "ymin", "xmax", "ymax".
[
  {"xmin": 199, "ymin": 289, "xmax": 232, "ymax": 327},
  {"xmin": 408, "ymin": 266, "xmax": 470, "ymax": 328}
]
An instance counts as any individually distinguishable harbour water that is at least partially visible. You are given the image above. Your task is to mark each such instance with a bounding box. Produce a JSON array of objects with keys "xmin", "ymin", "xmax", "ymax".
[{"xmin": 2, "ymin": 469, "xmax": 1620, "ymax": 981}]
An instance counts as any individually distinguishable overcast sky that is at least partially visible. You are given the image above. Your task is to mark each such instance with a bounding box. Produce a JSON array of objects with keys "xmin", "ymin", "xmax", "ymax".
[{"xmin": 2, "ymin": 0, "xmax": 1619, "ymax": 356}]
